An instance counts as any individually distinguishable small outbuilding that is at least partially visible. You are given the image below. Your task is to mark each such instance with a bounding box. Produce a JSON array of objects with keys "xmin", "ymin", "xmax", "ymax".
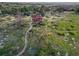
[{"xmin": 32, "ymin": 14, "xmax": 43, "ymax": 24}]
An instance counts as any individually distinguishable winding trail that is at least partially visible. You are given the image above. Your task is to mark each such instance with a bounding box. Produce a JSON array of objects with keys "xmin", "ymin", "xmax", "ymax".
[
  {"xmin": 17, "ymin": 19, "xmax": 33, "ymax": 56},
  {"xmin": 16, "ymin": 13, "xmax": 67, "ymax": 56}
]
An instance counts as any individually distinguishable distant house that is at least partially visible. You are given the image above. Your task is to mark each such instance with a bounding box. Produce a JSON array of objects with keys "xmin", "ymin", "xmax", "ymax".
[{"xmin": 32, "ymin": 14, "xmax": 43, "ymax": 24}]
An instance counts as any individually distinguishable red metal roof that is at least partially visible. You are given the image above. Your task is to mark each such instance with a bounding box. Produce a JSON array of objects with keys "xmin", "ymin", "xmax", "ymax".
[{"xmin": 32, "ymin": 15, "xmax": 43, "ymax": 23}]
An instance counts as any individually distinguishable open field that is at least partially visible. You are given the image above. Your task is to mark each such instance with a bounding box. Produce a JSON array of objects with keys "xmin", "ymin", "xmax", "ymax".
[{"xmin": 0, "ymin": 3, "xmax": 79, "ymax": 56}]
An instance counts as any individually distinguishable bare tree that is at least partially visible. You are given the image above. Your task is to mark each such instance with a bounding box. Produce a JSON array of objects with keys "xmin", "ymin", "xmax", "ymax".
[{"xmin": 15, "ymin": 11, "xmax": 22, "ymax": 27}]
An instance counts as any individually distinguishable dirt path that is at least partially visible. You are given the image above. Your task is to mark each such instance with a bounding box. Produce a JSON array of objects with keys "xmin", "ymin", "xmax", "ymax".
[
  {"xmin": 17, "ymin": 19, "xmax": 33, "ymax": 56},
  {"xmin": 16, "ymin": 13, "xmax": 67, "ymax": 56}
]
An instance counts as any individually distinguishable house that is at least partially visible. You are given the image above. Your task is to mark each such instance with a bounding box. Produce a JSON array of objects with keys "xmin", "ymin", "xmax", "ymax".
[{"xmin": 32, "ymin": 14, "xmax": 43, "ymax": 24}]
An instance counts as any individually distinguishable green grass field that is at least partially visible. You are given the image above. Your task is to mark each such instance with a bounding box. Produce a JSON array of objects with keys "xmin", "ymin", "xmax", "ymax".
[{"xmin": 0, "ymin": 12, "xmax": 79, "ymax": 56}]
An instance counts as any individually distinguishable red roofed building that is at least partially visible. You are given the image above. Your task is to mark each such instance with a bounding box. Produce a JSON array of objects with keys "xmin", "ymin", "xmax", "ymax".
[{"xmin": 32, "ymin": 14, "xmax": 43, "ymax": 24}]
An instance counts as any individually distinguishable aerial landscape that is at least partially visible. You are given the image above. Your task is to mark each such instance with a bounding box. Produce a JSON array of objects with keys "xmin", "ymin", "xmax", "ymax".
[{"xmin": 0, "ymin": 2, "xmax": 79, "ymax": 56}]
